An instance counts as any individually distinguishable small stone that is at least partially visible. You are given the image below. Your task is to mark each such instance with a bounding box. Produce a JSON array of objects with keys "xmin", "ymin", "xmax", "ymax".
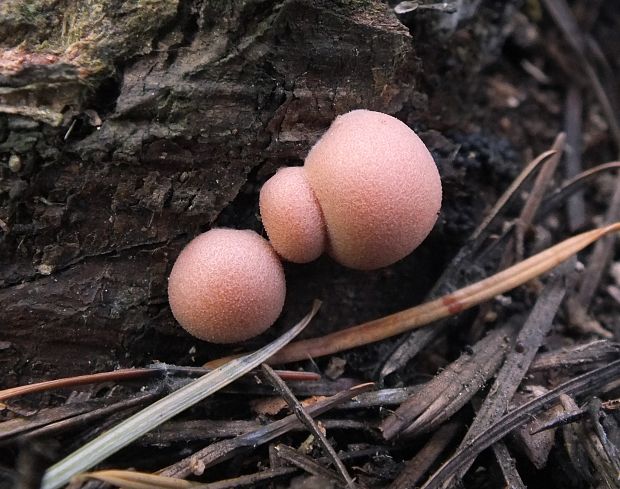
[
  {"xmin": 325, "ymin": 356, "xmax": 347, "ymax": 380},
  {"xmin": 37, "ymin": 264, "xmax": 54, "ymax": 275},
  {"xmin": 8, "ymin": 154, "xmax": 22, "ymax": 173}
]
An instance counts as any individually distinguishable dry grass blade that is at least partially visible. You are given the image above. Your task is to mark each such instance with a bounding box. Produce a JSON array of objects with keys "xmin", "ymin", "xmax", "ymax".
[
  {"xmin": 530, "ymin": 407, "xmax": 588, "ymax": 434},
  {"xmin": 542, "ymin": 0, "xmax": 620, "ymax": 325},
  {"xmin": 263, "ymin": 223, "xmax": 620, "ymax": 365},
  {"xmin": 558, "ymin": 162, "xmax": 620, "ymax": 191},
  {"xmin": 379, "ymin": 326, "xmax": 444, "ymax": 379},
  {"xmin": 154, "ymin": 365, "xmax": 320, "ymax": 382},
  {"xmin": 579, "ymin": 399, "xmax": 620, "ymax": 487},
  {"xmin": 137, "ymin": 419, "xmax": 261, "ymax": 445},
  {"xmin": 138, "ymin": 419, "xmax": 375, "ymax": 447},
  {"xmin": 1, "ymin": 401, "xmax": 100, "ymax": 441},
  {"xmin": 337, "ymin": 386, "xmax": 419, "ymax": 409},
  {"xmin": 15, "ymin": 391, "xmax": 158, "ymax": 443},
  {"xmin": 563, "ymin": 85, "xmax": 586, "ymax": 231},
  {"xmin": 559, "ymin": 395, "xmax": 591, "ymax": 484},
  {"xmin": 464, "ymin": 135, "xmax": 564, "ymax": 349},
  {"xmin": 492, "ymin": 442, "xmax": 526, "ymax": 489},
  {"xmin": 572, "ymin": 181, "xmax": 620, "ymax": 311},
  {"xmin": 190, "ymin": 467, "xmax": 296, "ymax": 489},
  {"xmin": 0, "ymin": 391, "xmax": 156, "ymax": 444},
  {"xmin": 76, "ymin": 470, "xmax": 196, "ymax": 489},
  {"xmin": 40, "ymin": 301, "xmax": 321, "ymax": 489}
]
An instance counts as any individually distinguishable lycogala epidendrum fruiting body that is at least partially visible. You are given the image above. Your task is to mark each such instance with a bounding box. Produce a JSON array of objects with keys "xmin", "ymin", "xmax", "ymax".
[
  {"xmin": 168, "ymin": 229, "xmax": 286, "ymax": 343},
  {"xmin": 260, "ymin": 109, "xmax": 442, "ymax": 270},
  {"xmin": 169, "ymin": 110, "xmax": 442, "ymax": 343},
  {"xmin": 259, "ymin": 166, "xmax": 327, "ymax": 263}
]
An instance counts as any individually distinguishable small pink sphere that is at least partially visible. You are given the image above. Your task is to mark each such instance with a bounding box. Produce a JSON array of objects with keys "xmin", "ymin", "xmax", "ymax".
[
  {"xmin": 304, "ymin": 109, "xmax": 442, "ymax": 270},
  {"xmin": 259, "ymin": 167, "xmax": 327, "ymax": 263},
  {"xmin": 168, "ymin": 229, "xmax": 285, "ymax": 343}
]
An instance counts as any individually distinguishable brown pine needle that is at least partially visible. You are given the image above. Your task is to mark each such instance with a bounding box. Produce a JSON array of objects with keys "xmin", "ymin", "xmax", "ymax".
[
  {"xmin": 262, "ymin": 223, "xmax": 620, "ymax": 365},
  {"xmin": 0, "ymin": 368, "xmax": 155, "ymax": 402},
  {"xmin": 471, "ymin": 148, "xmax": 557, "ymax": 240},
  {"xmin": 75, "ymin": 470, "xmax": 196, "ymax": 488},
  {"xmin": 540, "ymin": 161, "xmax": 620, "ymax": 217},
  {"xmin": 0, "ymin": 366, "xmax": 319, "ymax": 403}
]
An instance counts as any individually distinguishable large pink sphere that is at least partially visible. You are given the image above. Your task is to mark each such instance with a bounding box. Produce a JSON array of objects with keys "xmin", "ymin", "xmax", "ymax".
[
  {"xmin": 304, "ymin": 110, "xmax": 442, "ymax": 270},
  {"xmin": 168, "ymin": 229, "xmax": 285, "ymax": 343}
]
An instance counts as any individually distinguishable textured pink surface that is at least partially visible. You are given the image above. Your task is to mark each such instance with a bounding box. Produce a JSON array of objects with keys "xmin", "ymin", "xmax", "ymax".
[
  {"xmin": 304, "ymin": 109, "xmax": 442, "ymax": 270},
  {"xmin": 259, "ymin": 167, "xmax": 327, "ymax": 263},
  {"xmin": 168, "ymin": 229, "xmax": 286, "ymax": 343}
]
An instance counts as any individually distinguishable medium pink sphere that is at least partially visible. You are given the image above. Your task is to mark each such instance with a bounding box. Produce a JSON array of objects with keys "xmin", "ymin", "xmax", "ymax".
[
  {"xmin": 259, "ymin": 167, "xmax": 327, "ymax": 263},
  {"xmin": 304, "ymin": 110, "xmax": 442, "ymax": 270},
  {"xmin": 168, "ymin": 229, "xmax": 285, "ymax": 343}
]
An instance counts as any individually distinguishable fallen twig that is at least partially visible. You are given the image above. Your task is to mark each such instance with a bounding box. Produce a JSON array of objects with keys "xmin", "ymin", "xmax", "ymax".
[
  {"xmin": 261, "ymin": 364, "xmax": 355, "ymax": 488},
  {"xmin": 275, "ymin": 444, "xmax": 343, "ymax": 485}
]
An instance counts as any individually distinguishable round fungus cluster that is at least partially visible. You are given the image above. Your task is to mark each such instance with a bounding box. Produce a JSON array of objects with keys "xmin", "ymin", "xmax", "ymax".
[
  {"xmin": 168, "ymin": 109, "xmax": 442, "ymax": 343},
  {"xmin": 260, "ymin": 109, "xmax": 442, "ymax": 270}
]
